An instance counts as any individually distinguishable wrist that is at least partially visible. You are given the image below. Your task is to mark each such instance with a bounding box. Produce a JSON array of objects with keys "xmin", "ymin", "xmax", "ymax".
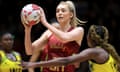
[
  {"xmin": 42, "ymin": 20, "xmax": 48, "ymax": 25},
  {"xmin": 25, "ymin": 28, "xmax": 31, "ymax": 32}
]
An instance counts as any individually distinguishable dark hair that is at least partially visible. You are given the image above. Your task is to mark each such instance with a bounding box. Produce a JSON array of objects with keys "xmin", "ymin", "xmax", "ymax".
[
  {"xmin": 88, "ymin": 25, "xmax": 120, "ymax": 71},
  {"xmin": 0, "ymin": 31, "xmax": 14, "ymax": 41}
]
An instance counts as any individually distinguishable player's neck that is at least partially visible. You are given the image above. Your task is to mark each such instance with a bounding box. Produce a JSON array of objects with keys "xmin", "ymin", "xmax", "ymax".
[{"xmin": 60, "ymin": 23, "xmax": 71, "ymax": 32}]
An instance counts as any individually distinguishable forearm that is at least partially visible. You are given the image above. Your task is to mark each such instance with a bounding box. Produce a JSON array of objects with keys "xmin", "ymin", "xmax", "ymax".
[
  {"xmin": 25, "ymin": 29, "xmax": 33, "ymax": 55},
  {"xmin": 34, "ymin": 58, "xmax": 70, "ymax": 68}
]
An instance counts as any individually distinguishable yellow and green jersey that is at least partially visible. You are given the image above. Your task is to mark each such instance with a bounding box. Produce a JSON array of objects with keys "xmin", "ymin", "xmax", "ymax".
[
  {"xmin": 0, "ymin": 50, "xmax": 22, "ymax": 72},
  {"xmin": 89, "ymin": 55, "xmax": 118, "ymax": 72}
]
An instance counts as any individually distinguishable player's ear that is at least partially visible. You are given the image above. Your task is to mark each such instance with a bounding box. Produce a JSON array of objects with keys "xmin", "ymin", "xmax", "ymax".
[{"xmin": 70, "ymin": 12, "xmax": 73, "ymax": 18}]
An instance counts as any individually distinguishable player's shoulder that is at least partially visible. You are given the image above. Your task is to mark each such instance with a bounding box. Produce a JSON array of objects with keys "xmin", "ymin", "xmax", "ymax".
[
  {"xmin": 77, "ymin": 26, "xmax": 84, "ymax": 30},
  {"xmin": 73, "ymin": 26, "xmax": 84, "ymax": 32}
]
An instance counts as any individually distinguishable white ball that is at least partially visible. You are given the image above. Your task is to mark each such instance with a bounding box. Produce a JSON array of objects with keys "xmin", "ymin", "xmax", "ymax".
[{"xmin": 21, "ymin": 4, "xmax": 41, "ymax": 26}]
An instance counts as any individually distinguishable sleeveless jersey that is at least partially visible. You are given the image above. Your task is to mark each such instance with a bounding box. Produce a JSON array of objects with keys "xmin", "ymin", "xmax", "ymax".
[
  {"xmin": 0, "ymin": 50, "xmax": 22, "ymax": 72},
  {"xmin": 40, "ymin": 27, "xmax": 80, "ymax": 72},
  {"xmin": 89, "ymin": 55, "xmax": 118, "ymax": 72}
]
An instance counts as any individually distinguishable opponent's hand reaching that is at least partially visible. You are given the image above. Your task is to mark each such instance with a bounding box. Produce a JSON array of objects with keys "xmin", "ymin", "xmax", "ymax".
[{"xmin": 21, "ymin": 61, "xmax": 35, "ymax": 70}]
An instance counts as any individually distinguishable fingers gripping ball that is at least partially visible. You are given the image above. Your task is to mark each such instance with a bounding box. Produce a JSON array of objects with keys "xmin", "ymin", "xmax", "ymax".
[{"xmin": 21, "ymin": 4, "xmax": 41, "ymax": 26}]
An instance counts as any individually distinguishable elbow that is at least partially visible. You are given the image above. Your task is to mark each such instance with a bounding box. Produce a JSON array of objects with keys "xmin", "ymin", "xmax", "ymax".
[
  {"xmin": 26, "ymin": 50, "xmax": 33, "ymax": 55},
  {"xmin": 26, "ymin": 47, "xmax": 33, "ymax": 55},
  {"xmin": 25, "ymin": 45, "xmax": 36, "ymax": 55},
  {"xmin": 26, "ymin": 52, "xmax": 32, "ymax": 55},
  {"xmin": 25, "ymin": 47, "xmax": 33, "ymax": 55}
]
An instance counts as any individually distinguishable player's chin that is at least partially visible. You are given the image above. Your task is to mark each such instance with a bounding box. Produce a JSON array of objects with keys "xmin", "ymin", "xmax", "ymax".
[{"xmin": 57, "ymin": 19, "xmax": 65, "ymax": 23}]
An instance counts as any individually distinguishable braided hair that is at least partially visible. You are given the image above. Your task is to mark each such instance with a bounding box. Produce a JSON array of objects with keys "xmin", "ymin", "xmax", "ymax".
[{"xmin": 88, "ymin": 25, "xmax": 120, "ymax": 71}]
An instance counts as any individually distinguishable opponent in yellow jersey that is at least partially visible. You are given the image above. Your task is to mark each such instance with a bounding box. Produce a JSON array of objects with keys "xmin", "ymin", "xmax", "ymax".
[
  {"xmin": 0, "ymin": 50, "xmax": 22, "ymax": 72},
  {"xmin": 0, "ymin": 32, "xmax": 22, "ymax": 72},
  {"xmin": 89, "ymin": 55, "xmax": 118, "ymax": 72}
]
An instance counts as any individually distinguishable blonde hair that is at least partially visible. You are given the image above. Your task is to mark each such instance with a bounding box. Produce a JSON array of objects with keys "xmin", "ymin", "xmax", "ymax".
[
  {"xmin": 88, "ymin": 25, "xmax": 120, "ymax": 71},
  {"xmin": 58, "ymin": 1, "xmax": 86, "ymax": 27}
]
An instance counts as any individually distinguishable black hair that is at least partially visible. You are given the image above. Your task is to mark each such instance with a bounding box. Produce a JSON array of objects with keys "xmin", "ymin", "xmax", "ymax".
[{"xmin": 0, "ymin": 31, "xmax": 14, "ymax": 41}]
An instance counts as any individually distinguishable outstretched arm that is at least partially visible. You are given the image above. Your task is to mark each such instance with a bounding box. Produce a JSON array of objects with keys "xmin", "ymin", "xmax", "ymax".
[{"xmin": 22, "ymin": 48, "xmax": 97, "ymax": 69}]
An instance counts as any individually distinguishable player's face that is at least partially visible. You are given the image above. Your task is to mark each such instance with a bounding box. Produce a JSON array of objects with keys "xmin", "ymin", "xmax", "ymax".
[
  {"xmin": 0, "ymin": 33, "xmax": 14, "ymax": 50},
  {"xmin": 56, "ymin": 4, "xmax": 73, "ymax": 24}
]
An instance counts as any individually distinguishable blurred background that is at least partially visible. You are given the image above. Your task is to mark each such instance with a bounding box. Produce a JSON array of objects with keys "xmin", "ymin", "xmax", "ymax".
[{"xmin": 0, "ymin": 0, "xmax": 120, "ymax": 71}]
